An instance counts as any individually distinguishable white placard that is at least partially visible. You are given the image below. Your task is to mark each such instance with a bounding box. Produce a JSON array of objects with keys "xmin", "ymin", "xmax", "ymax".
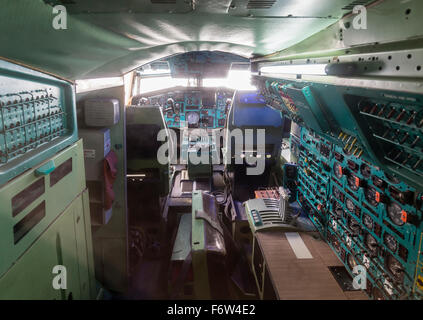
[{"xmin": 285, "ymin": 232, "xmax": 313, "ymax": 259}]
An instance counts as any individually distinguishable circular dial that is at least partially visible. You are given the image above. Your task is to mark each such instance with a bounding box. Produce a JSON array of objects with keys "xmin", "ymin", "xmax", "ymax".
[
  {"xmin": 347, "ymin": 174, "xmax": 360, "ymax": 191},
  {"xmin": 333, "ymin": 186, "xmax": 342, "ymax": 201},
  {"xmin": 365, "ymin": 187, "xmax": 378, "ymax": 207},
  {"xmin": 333, "ymin": 201, "xmax": 345, "ymax": 219},
  {"xmin": 360, "ymin": 163, "xmax": 371, "ymax": 178},
  {"xmin": 387, "ymin": 255, "xmax": 404, "ymax": 283},
  {"xmin": 365, "ymin": 233, "xmax": 378, "ymax": 256},
  {"xmin": 384, "ymin": 233, "xmax": 398, "ymax": 252},
  {"xmin": 363, "ymin": 214, "xmax": 374, "ymax": 230},
  {"xmin": 333, "ymin": 162, "xmax": 343, "ymax": 179},
  {"xmin": 346, "ymin": 198, "xmax": 356, "ymax": 214},
  {"xmin": 186, "ymin": 112, "xmax": 200, "ymax": 126},
  {"xmin": 348, "ymin": 217, "xmax": 361, "ymax": 236},
  {"xmin": 387, "ymin": 202, "xmax": 405, "ymax": 226}
]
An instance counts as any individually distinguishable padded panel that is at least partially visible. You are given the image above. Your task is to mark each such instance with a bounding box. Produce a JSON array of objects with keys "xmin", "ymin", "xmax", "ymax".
[{"xmin": 0, "ymin": 0, "xmax": 341, "ymax": 79}]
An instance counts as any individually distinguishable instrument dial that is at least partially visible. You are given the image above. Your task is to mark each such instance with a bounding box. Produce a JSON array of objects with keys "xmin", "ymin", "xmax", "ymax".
[
  {"xmin": 346, "ymin": 198, "xmax": 356, "ymax": 214},
  {"xmin": 384, "ymin": 233, "xmax": 398, "ymax": 253},
  {"xmin": 365, "ymin": 187, "xmax": 378, "ymax": 207},
  {"xmin": 347, "ymin": 174, "xmax": 360, "ymax": 191},
  {"xmin": 363, "ymin": 214, "xmax": 374, "ymax": 230},
  {"xmin": 348, "ymin": 217, "xmax": 361, "ymax": 236},
  {"xmin": 365, "ymin": 233, "xmax": 378, "ymax": 257},
  {"xmin": 186, "ymin": 111, "xmax": 200, "ymax": 126},
  {"xmin": 333, "ymin": 201, "xmax": 345, "ymax": 219},
  {"xmin": 333, "ymin": 186, "xmax": 342, "ymax": 201},
  {"xmin": 360, "ymin": 163, "xmax": 371, "ymax": 178},
  {"xmin": 387, "ymin": 202, "xmax": 405, "ymax": 226},
  {"xmin": 387, "ymin": 255, "xmax": 404, "ymax": 283}
]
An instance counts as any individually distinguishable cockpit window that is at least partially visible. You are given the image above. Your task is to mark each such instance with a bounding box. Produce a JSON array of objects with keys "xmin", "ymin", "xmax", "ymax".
[
  {"xmin": 134, "ymin": 52, "xmax": 253, "ymax": 94},
  {"xmin": 138, "ymin": 76, "xmax": 189, "ymax": 94},
  {"xmin": 203, "ymin": 70, "xmax": 256, "ymax": 91}
]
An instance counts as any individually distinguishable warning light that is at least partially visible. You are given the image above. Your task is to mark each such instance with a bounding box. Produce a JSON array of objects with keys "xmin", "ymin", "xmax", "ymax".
[
  {"xmin": 355, "ymin": 177, "xmax": 360, "ymax": 187},
  {"xmin": 375, "ymin": 192, "xmax": 381, "ymax": 203},
  {"xmin": 401, "ymin": 210, "xmax": 408, "ymax": 223}
]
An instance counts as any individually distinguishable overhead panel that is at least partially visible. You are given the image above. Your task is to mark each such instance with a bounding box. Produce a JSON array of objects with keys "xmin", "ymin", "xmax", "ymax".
[{"xmin": 228, "ymin": 0, "xmax": 375, "ymax": 17}]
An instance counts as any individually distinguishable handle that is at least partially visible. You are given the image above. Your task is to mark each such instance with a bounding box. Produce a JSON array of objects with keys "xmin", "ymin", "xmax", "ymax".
[{"xmin": 35, "ymin": 160, "xmax": 55, "ymax": 176}]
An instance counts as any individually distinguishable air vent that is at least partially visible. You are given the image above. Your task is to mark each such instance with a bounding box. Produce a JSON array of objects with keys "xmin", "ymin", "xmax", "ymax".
[
  {"xmin": 151, "ymin": 0, "xmax": 177, "ymax": 3},
  {"xmin": 342, "ymin": 0, "xmax": 371, "ymax": 11},
  {"xmin": 44, "ymin": 0, "xmax": 76, "ymax": 5},
  {"xmin": 247, "ymin": 0, "xmax": 277, "ymax": 9}
]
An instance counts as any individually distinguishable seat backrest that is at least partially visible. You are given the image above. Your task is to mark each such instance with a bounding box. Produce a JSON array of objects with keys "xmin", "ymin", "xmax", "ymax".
[
  {"xmin": 126, "ymin": 106, "xmax": 172, "ymax": 166},
  {"xmin": 224, "ymin": 91, "xmax": 284, "ymax": 160},
  {"xmin": 126, "ymin": 106, "xmax": 172, "ymax": 195}
]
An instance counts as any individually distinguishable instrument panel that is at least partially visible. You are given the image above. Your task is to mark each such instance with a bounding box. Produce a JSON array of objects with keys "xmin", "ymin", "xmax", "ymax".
[
  {"xmin": 132, "ymin": 87, "xmax": 234, "ymax": 129},
  {"xmin": 296, "ymin": 126, "xmax": 423, "ymax": 300},
  {"xmin": 254, "ymin": 75, "xmax": 423, "ymax": 190}
]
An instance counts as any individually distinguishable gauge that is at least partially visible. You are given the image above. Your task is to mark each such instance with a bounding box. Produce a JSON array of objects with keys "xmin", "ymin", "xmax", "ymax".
[
  {"xmin": 373, "ymin": 176, "xmax": 386, "ymax": 189},
  {"xmin": 365, "ymin": 233, "xmax": 378, "ymax": 257},
  {"xmin": 333, "ymin": 162, "xmax": 343, "ymax": 179},
  {"xmin": 384, "ymin": 233, "xmax": 398, "ymax": 252},
  {"xmin": 387, "ymin": 255, "xmax": 404, "ymax": 283},
  {"xmin": 348, "ymin": 217, "xmax": 361, "ymax": 236},
  {"xmin": 186, "ymin": 111, "xmax": 200, "ymax": 126},
  {"xmin": 346, "ymin": 198, "xmax": 356, "ymax": 214},
  {"xmin": 365, "ymin": 187, "xmax": 378, "ymax": 207},
  {"xmin": 333, "ymin": 201, "xmax": 345, "ymax": 218},
  {"xmin": 387, "ymin": 202, "xmax": 405, "ymax": 226},
  {"xmin": 363, "ymin": 214, "xmax": 374, "ymax": 230},
  {"xmin": 347, "ymin": 254, "xmax": 358, "ymax": 270},
  {"xmin": 347, "ymin": 174, "xmax": 360, "ymax": 191},
  {"xmin": 360, "ymin": 163, "xmax": 371, "ymax": 178},
  {"xmin": 333, "ymin": 186, "xmax": 342, "ymax": 201}
]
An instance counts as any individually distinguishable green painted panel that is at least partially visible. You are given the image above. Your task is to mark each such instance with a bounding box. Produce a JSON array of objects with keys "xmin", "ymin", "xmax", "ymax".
[
  {"xmin": 0, "ymin": 189, "xmax": 94, "ymax": 300},
  {"xmin": 76, "ymin": 86, "xmax": 128, "ymax": 293},
  {"xmin": 0, "ymin": 140, "xmax": 86, "ymax": 278}
]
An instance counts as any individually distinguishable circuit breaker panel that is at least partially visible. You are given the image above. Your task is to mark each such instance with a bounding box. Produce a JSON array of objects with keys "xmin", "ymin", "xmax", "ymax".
[
  {"xmin": 255, "ymin": 75, "xmax": 423, "ymax": 300},
  {"xmin": 0, "ymin": 60, "xmax": 77, "ymax": 186},
  {"xmin": 296, "ymin": 126, "xmax": 423, "ymax": 300}
]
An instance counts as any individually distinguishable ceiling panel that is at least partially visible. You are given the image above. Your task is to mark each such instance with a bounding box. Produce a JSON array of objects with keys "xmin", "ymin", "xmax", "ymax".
[
  {"xmin": 1, "ymin": 0, "xmax": 360, "ymax": 79},
  {"xmin": 228, "ymin": 0, "xmax": 375, "ymax": 18},
  {"xmin": 43, "ymin": 0, "xmax": 194, "ymax": 14}
]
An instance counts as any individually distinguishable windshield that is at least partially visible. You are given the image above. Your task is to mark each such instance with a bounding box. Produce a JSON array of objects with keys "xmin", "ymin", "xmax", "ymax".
[{"xmin": 137, "ymin": 69, "xmax": 255, "ymax": 94}]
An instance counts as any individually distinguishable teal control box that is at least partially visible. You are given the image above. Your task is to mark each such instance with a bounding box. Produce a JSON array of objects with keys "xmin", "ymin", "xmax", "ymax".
[{"xmin": 0, "ymin": 60, "xmax": 78, "ymax": 186}]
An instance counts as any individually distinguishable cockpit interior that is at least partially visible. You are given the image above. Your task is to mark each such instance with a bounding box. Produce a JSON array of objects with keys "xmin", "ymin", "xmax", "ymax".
[{"xmin": 0, "ymin": 0, "xmax": 423, "ymax": 303}]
